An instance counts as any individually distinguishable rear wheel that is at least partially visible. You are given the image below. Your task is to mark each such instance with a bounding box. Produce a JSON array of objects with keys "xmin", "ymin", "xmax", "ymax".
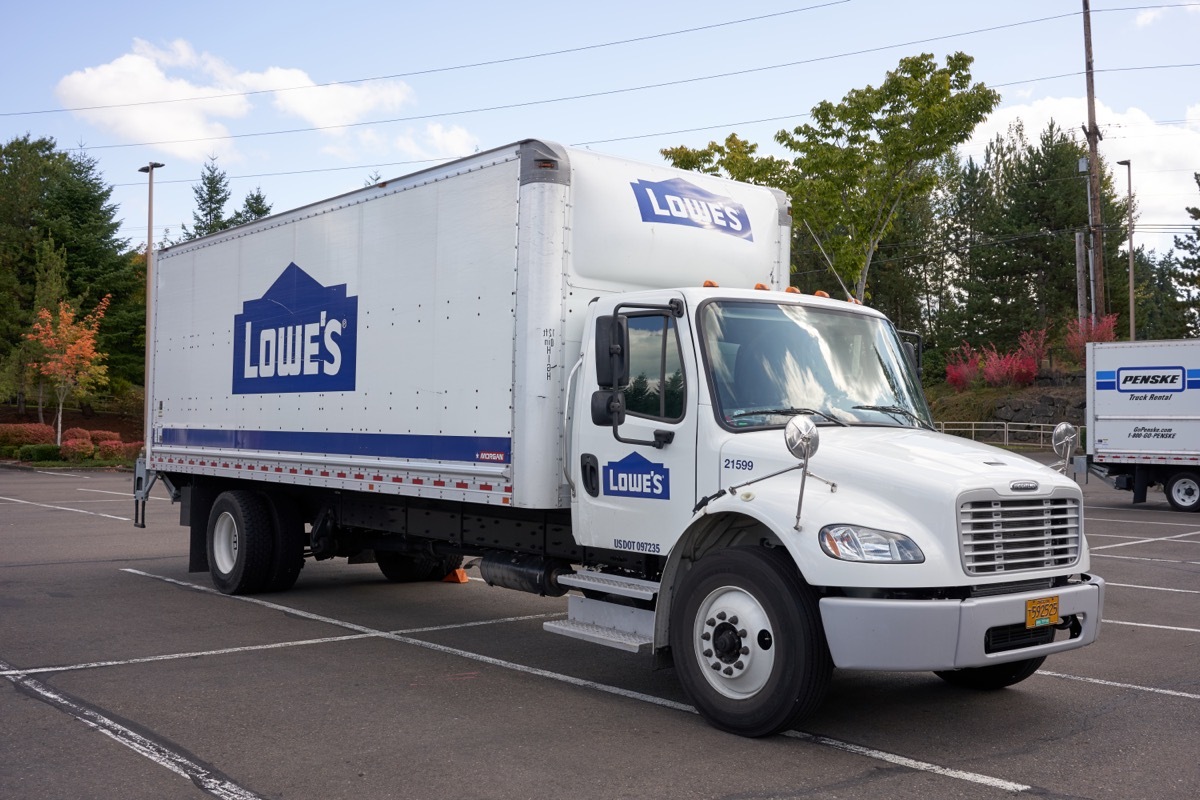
[
  {"xmin": 1165, "ymin": 471, "xmax": 1200, "ymax": 512},
  {"xmin": 670, "ymin": 547, "xmax": 831, "ymax": 737},
  {"xmin": 376, "ymin": 550, "xmax": 464, "ymax": 582},
  {"xmin": 934, "ymin": 656, "xmax": 1046, "ymax": 690},
  {"xmin": 207, "ymin": 491, "xmax": 275, "ymax": 595},
  {"xmin": 263, "ymin": 495, "xmax": 305, "ymax": 592}
]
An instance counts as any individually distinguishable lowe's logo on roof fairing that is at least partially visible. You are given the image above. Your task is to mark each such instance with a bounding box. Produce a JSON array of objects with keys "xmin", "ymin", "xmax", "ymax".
[
  {"xmin": 630, "ymin": 178, "xmax": 753, "ymax": 241},
  {"xmin": 232, "ymin": 263, "xmax": 358, "ymax": 394}
]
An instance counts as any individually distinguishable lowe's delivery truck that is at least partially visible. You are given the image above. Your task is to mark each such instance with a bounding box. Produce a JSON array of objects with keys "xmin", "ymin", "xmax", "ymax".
[
  {"xmin": 1087, "ymin": 339, "xmax": 1200, "ymax": 511},
  {"xmin": 135, "ymin": 139, "xmax": 1103, "ymax": 736}
]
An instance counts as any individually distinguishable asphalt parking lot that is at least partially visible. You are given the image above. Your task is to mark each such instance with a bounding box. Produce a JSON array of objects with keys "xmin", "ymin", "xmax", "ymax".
[{"xmin": 1, "ymin": 461, "xmax": 1197, "ymax": 800}]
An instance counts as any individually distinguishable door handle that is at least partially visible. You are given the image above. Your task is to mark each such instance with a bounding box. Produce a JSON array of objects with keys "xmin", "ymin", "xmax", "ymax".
[{"xmin": 580, "ymin": 454, "xmax": 600, "ymax": 497}]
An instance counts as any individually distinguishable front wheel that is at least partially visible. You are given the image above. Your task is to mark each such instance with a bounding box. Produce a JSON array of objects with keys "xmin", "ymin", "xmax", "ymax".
[
  {"xmin": 670, "ymin": 547, "xmax": 831, "ymax": 737},
  {"xmin": 934, "ymin": 656, "xmax": 1045, "ymax": 690},
  {"xmin": 1165, "ymin": 471, "xmax": 1200, "ymax": 512}
]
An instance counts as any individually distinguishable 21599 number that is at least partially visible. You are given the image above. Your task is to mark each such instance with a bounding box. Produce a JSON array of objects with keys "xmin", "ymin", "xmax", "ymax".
[{"xmin": 723, "ymin": 458, "xmax": 754, "ymax": 471}]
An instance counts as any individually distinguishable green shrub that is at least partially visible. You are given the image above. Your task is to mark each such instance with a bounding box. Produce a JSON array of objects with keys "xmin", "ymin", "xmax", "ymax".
[
  {"xmin": 60, "ymin": 439, "xmax": 95, "ymax": 461},
  {"xmin": 19, "ymin": 443, "xmax": 61, "ymax": 461}
]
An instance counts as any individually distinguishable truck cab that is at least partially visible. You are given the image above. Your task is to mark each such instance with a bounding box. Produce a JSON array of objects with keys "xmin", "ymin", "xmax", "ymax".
[{"xmin": 561, "ymin": 285, "xmax": 1104, "ymax": 736}]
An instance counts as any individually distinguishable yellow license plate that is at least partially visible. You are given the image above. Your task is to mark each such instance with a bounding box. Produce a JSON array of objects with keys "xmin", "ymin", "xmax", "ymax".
[{"xmin": 1026, "ymin": 595, "xmax": 1060, "ymax": 629}]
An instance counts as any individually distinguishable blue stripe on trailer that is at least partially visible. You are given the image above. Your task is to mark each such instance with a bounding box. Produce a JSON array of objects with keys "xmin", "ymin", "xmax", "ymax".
[{"xmin": 159, "ymin": 428, "xmax": 511, "ymax": 464}]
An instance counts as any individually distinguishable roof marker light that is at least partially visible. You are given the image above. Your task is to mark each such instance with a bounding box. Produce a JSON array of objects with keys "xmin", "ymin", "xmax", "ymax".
[
  {"xmin": 754, "ymin": 283, "xmax": 769, "ymax": 291},
  {"xmin": 703, "ymin": 280, "xmax": 719, "ymax": 287}
]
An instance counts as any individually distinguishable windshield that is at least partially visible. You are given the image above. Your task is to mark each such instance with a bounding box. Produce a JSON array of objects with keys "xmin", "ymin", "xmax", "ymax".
[{"xmin": 698, "ymin": 299, "xmax": 933, "ymax": 430}]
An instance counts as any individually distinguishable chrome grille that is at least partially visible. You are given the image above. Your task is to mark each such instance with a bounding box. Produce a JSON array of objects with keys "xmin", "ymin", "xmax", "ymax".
[{"xmin": 958, "ymin": 497, "xmax": 1081, "ymax": 575}]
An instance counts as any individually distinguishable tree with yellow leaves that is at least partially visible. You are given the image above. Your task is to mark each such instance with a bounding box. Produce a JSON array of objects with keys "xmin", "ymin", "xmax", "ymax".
[{"xmin": 25, "ymin": 295, "xmax": 110, "ymax": 445}]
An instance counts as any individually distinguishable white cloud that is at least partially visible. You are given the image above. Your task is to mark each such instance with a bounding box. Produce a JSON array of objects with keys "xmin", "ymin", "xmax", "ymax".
[
  {"xmin": 393, "ymin": 124, "xmax": 479, "ymax": 160},
  {"xmin": 54, "ymin": 38, "xmax": 416, "ymax": 163},
  {"xmin": 1135, "ymin": 9, "xmax": 1165, "ymax": 27},
  {"xmin": 963, "ymin": 97, "xmax": 1200, "ymax": 255}
]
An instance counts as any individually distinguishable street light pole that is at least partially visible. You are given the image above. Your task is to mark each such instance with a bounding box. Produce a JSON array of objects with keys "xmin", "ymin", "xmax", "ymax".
[
  {"xmin": 138, "ymin": 162, "xmax": 164, "ymax": 451},
  {"xmin": 1116, "ymin": 159, "xmax": 1135, "ymax": 340}
]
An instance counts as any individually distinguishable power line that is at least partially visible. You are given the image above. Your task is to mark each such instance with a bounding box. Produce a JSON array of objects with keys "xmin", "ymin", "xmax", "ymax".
[
  {"xmin": 1, "ymin": 2, "xmax": 850, "ymax": 118},
  {"xmin": 74, "ymin": 10, "xmax": 1093, "ymax": 152}
]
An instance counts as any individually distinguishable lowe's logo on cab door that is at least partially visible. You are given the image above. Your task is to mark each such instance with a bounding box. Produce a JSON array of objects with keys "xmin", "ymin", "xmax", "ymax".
[
  {"xmin": 232, "ymin": 263, "xmax": 358, "ymax": 394},
  {"xmin": 603, "ymin": 452, "xmax": 670, "ymax": 500},
  {"xmin": 630, "ymin": 178, "xmax": 753, "ymax": 241}
]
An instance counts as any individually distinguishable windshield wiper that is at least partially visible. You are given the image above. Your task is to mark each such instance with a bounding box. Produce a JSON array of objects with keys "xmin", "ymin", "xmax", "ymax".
[
  {"xmin": 852, "ymin": 404, "xmax": 934, "ymax": 430},
  {"xmin": 729, "ymin": 407, "xmax": 848, "ymax": 427}
]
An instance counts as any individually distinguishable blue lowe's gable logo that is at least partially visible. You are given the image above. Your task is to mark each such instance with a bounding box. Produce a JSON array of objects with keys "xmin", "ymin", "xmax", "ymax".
[
  {"xmin": 631, "ymin": 178, "xmax": 753, "ymax": 241},
  {"xmin": 232, "ymin": 263, "xmax": 358, "ymax": 394},
  {"xmin": 1095, "ymin": 366, "xmax": 1197, "ymax": 392},
  {"xmin": 603, "ymin": 452, "xmax": 670, "ymax": 500}
]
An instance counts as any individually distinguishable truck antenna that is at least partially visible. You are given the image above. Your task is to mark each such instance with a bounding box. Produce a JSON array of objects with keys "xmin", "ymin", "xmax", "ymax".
[{"xmin": 803, "ymin": 219, "xmax": 854, "ymax": 301}]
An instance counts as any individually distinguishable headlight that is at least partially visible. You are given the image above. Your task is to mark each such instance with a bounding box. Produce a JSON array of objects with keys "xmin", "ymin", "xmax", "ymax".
[{"xmin": 819, "ymin": 524, "xmax": 924, "ymax": 563}]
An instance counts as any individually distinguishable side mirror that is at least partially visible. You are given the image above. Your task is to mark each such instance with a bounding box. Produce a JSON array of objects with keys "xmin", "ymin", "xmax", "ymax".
[
  {"xmin": 1051, "ymin": 422, "xmax": 1079, "ymax": 474},
  {"xmin": 595, "ymin": 315, "xmax": 629, "ymax": 389},
  {"xmin": 591, "ymin": 390, "xmax": 626, "ymax": 427},
  {"xmin": 784, "ymin": 415, "xmax": 820, "ymax": 462}
]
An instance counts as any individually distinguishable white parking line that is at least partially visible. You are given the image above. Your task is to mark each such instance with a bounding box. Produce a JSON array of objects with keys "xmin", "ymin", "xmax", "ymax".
[
  {"xmin": 1092, "ymin": 553, "xmax": 1200, "ymax": 566},
  {"xmin": 1108, "ymin": 582, "xmax": 1200, "ymax": 595},
  {"xmin": 1090, "ymin": 531, "xmax": 1200, "ymax": 551},
  {"xmin": 1040, "ymin": 671, "xmax": 1200, "ymax": 701},
  {"xmin": 1086, "ymin": 515, "xmax": 1199, "ymax": 528},
  {"xmin": 0, "ymin": 495, "xmax": 130, "ymax": 521},
  {"xmin": 2, "ymin": 658, "xmax": 263, "ymax": 800},
  {"xmin": 79, "ymin": 488, "xmax": 166, "ymax": 500},
  {"xmin": 121, "ymin": 569, "xmax": 1032, "ymax": 794},
  {"xmin": 1104, "ymin": 619, "xmax": 1200, "ymax": 635}
]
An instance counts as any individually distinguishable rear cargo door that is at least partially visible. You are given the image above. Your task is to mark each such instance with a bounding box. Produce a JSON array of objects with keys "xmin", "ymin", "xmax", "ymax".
[{"xmin": 573, "ymin": 292, "xmax": 699, "ymax": 556}]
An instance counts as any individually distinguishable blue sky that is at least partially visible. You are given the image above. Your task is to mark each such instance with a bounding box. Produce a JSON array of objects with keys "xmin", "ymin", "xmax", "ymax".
[{"xmin": 2, "ymin": 0, "xmax": 1198, "ymax": 254}]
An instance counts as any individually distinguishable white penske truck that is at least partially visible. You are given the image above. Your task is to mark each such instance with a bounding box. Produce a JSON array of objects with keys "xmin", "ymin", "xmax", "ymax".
[
  {"xmin": 1086, "ymin": 339, "xmax": 1200, "ymax": 511},
  {"xmin": 135, "ymin": 139, "xmax": 1104, "ymax": 736}
]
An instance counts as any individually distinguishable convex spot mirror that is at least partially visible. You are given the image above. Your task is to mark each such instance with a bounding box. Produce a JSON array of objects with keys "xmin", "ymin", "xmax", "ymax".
[
  {"xmin": 1051, "ymin": 422, "xmax": 1079, "ymax": 461},
  {"xmin": 785, "ymin": 416, "xmax": 820, "ymax": 462}
]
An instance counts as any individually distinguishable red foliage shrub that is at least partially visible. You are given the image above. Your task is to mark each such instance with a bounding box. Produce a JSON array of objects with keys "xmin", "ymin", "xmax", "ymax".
[
  {"xmin": 60, "ymin": 438, "xmax": 95, "ymax": 461},
  {"xmin": 123, "ymin": 441, "xmax": 144, "ymax": 459},
  {"xmin": 63, "ymin": 427, "xmax": 92, "ymax": 442},
  {"xmin": 1066, "ymin": 314, "xmax": 1118, "ymax": 362},
  {"xmin": 0, "ymin": 423, "xmax": 56, "ymax": 446},
  {"xmin": 981, "ymin": 344, "xmax": 1037, "ymax": 388},
  {"xmin": 945, "ymin": 342, "xmax": 981, "ymax": 392},
  {"xmin": 96, "ymin": 440, "xmax": 125, "ymax": 460},
  {"xmin": 1017, "ymin": 327, "xmax": 1048, "ymax": 368},
  {"xmin": 91, "ymin": 430, "xmax": 122, "ymax": 443}
]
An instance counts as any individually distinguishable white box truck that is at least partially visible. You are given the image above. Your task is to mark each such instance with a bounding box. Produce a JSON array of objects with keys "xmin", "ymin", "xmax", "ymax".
[
  {"xmin": 135, "ymin": 139, "xmax": 1103, "ymax": 736},
  {"xmin": 1086, "ymin": 339, "xmax": 1200, "ymax": 511}
]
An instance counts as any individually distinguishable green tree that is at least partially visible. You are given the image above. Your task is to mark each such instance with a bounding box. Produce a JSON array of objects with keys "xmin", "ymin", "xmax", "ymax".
[
  {"xmin": 0, "ymin": 136, "xmax": 136, "ymax": 394},
  {"xmin": 662, "ymin": 53, "xmax": 999, "ymax": 303},
  {"xmin": 229, "ymin": 186, "xmax": 272, "ymax": 226},
  {"xmin": 181, "ymin": 157, "xmax": 232, "ymax": 240}
]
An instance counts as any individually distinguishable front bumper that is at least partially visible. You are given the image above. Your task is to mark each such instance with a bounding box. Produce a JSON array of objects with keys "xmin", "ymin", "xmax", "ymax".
[{"xmin": 819, "ymin": 574, "xmax": 1105, "ymax": 671}]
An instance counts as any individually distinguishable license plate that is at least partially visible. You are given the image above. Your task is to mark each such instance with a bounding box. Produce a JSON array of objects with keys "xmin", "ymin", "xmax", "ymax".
[{"xmin": 1025, "ymin": 595, "xmax": 1059, "ymax": 629}]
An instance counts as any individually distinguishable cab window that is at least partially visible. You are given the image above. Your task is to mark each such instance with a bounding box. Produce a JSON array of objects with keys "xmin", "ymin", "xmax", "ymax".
[{"xmin": 624, "ymin": 314, "xmax": 685, "ymax": 421}]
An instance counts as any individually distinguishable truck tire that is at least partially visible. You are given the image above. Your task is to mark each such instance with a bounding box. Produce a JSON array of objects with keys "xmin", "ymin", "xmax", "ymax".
[
  {"xmin": 670, "ymin": 547, "xmax": 831, "ymax": 737},
  {"xmin": 1165, "ymin": 471, "xmax": 1200, "ymax": 512},
  {"xmin": 934, "ymin": 656, "xmax": 1045, "ymax": 690},
  {"xmin": 376, "ymin": 551, "xmax": 464, "ymax": 582},
  {"xmin": 263, "ymin": 495, "xmax": 305, "ymax": 592},
  {"xmin": 206, "ymin": 490, "xmax": 275, "ymax": 595}
]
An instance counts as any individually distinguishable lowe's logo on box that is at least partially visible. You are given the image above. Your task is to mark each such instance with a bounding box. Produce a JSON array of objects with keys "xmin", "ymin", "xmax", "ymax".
[
  {"xmin": 631, "ymin": 178, "xmax": 753, "ymax": 241},
  {"xmin": 603, "ymin": 452, "xmax": 670, "ymax": 500},
  {"xmin": 232, "ymin": 263, "xmax": 358, "ymax": 394}
]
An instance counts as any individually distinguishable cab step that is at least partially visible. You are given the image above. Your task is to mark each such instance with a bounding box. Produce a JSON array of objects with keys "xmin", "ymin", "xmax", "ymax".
[
  {"xmin": 543, "ymin": 572, "xmax": 661, "ymax": 653},
  {"xmin": 555, "ymin": 570, "xmax": 660, "ymax": 600},
  {"xmin": 544, "ymin": 596, "xmax": 654, "ymax": 653}
]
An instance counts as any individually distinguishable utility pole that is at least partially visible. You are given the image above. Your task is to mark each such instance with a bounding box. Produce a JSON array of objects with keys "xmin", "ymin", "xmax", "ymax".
[{"xmin": 1082, "ymin": 0, "xmax": 1106, "ymax": 314}]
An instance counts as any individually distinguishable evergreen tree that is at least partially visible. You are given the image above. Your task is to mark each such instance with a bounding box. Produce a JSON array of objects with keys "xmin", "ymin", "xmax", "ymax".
[
  {"xmin": 181, "ymin": 157, "xmax": 232, "ymax": 240},
  {"xmin": 228, "ymin": 186, "xmax": 272, "ymax": 226}
]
